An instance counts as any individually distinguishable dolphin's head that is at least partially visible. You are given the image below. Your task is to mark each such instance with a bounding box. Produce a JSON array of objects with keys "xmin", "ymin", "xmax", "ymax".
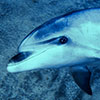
[{"xmin": 7, "ymin": 9, "xmax": 100, "ymax": 73}]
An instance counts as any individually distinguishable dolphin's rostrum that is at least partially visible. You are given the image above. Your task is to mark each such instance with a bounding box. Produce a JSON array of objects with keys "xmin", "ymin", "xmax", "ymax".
[{"xmin": 7, "ymin": 8, "xmax": 100, "ymax": 95}]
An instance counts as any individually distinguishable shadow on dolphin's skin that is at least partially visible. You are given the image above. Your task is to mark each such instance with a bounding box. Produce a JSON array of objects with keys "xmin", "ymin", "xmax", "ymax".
[
  {"xmin": 7, "ymin": 8, "xmax": 100, "ymax": 95},
  {"xmin": 9, "ymin": 52, "xmax": 32, "ymax": 63}
]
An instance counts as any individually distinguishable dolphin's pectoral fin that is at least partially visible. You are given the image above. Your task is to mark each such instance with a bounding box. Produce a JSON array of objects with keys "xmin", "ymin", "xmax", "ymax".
[{"xmin": 70, "ymin": 65, "xmax": 92, "ymax": 95}]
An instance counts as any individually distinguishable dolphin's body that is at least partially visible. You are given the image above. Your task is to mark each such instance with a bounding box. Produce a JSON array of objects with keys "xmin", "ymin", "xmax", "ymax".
[{"xmin": 7, "ymin": 8, "xmax": 100, "ymax": 95}]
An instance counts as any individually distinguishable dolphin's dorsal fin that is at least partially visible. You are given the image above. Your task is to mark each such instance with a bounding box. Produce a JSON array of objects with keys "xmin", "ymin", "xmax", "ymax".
[{"xmin": 70, "ymin": 65, "xmax": 92, "ymax": 95}]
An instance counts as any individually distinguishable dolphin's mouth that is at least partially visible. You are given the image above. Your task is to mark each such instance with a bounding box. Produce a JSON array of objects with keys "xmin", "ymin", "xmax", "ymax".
[
  {"xmin": 8, "ymin": 44, "xmax": 50, "ymax": 65},
  {"xmin": 8, "ymin": 52, "xmax": 32, "ymax": 64},
  {"xmin": 8, "ymin": 49, "xmax": 47, "ymax": 65},
  {"xmin": 7, "ymin": 47, "xmax": 50, "ymax": 73}
]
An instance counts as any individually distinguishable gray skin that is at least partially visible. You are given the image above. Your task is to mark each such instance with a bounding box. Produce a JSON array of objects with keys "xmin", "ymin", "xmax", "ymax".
[{"xmin": 7, "ymin": 8, "xmax": 100, "ymax": 95}]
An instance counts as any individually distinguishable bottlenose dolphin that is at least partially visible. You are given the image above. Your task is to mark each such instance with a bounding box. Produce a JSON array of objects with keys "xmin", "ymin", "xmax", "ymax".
[{"xmin": 7, "ymin": 8, "xmax": 100, "ymax": 95}]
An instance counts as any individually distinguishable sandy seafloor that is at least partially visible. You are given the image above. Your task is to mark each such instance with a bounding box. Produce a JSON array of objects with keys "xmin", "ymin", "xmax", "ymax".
[{"xmin": 1, "ymin": 0, "xmax": 100, "ymax": 100}]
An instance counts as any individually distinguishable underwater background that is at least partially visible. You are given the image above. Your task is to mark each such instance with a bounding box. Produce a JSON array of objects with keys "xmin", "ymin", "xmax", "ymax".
[{"xmin": 0, "ymin": 0, "xmax": 100, "ymax": 100}]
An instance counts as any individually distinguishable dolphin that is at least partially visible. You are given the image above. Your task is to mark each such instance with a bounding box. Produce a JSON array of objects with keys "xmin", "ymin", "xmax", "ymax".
[{"xmin": 7, "ymin": 8, "xmax": 100, "ymax": 95}]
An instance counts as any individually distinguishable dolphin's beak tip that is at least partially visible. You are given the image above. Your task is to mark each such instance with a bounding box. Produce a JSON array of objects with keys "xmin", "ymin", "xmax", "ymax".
[
  {"xmin": 7, "ymin": 65, "xmax": 13, "ymax": 73},
  {"xmin": 7, "ymin": 58, "xmax": 16, "ymax": 73},
  {"xmin": 7, "ymin": 63, "xmax": 18, "ymax": 73},
  {"xmin": 7, "ymin": 51, "xmax": 32, "ymax": 73}
]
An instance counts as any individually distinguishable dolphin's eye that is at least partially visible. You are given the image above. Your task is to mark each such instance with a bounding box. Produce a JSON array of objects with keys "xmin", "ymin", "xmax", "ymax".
[{"xmin": 59, "ymin": 36, "xmax": 68, "ymax": 44}]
